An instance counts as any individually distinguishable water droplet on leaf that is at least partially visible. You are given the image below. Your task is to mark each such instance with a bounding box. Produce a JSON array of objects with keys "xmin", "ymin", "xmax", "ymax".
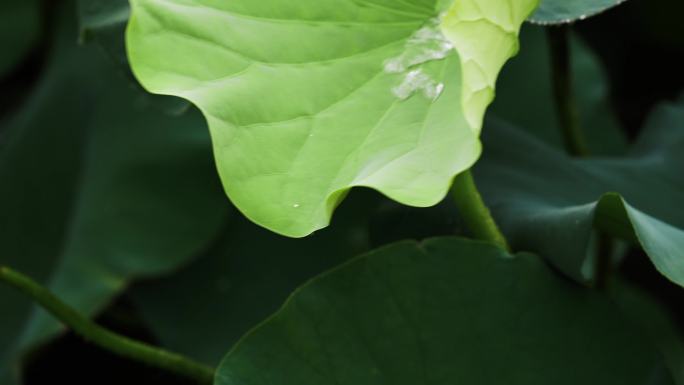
[{"xmin": 384, "ymin": 17, "xmax": 452, "ymax": 102}]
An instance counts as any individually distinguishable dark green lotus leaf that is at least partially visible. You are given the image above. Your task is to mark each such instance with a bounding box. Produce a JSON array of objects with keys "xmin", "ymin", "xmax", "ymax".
[
  {"xmin": 529, "ymin": 0, "xmax": 629, "ymax": 24},
  {"xmin": 78, "ymin": 0, "xmax": 128, "ymax": 38},
  {"xmin": 611, "ymin": 279, "xmax": 684, "ymax": 384},
  {"xmin": 77, "ymin": 0, "xmax": 189, "ymax": 115},
  {"xmin": 490, "ymin": 25, "xmax": 627, "ymax": 155},
  {"xmin": 0, "ymin": 10, "xmax": 227, "ymax": 383},
  {"xmin": 477, "ymin": 98, "xmax": 684, "ymax": 287},
  {"xmin": 78, "ymin": 0, "xmax": 129, "ymax": 67},
  {"xmin": 129, "ymin": 191, "xmax": 379, "ymax": 366},
  {"xmin": 215, "ymin": 237, "xmax": 667, "ymax": 384},
  {"xmin": 0, "ymin": 0, "xmax": 40, "ymax": 78},
  {"xmin": 129, "ymin": 189, "xmax": 466, "ymax": 365}
]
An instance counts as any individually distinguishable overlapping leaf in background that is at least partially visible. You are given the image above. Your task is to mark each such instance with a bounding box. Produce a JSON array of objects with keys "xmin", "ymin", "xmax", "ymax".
[
  {"xmin": 129, "ymin": 192, "xmax": 378, "ymax": 366},
  {"xmin": 77, "ymin": 0, "xmax": 128, "ymax": 67},
  {"xmin": 215, "ymin": 238, "xmax": 671, "ymax": 385},
  {"xmin": 0, "ymin": 0, "xmax": 40, "ymax": 78},
  {"xmin": 530, "ymin": 0, "xmax": 629, "ymax": 24},
  {"xmin": 78, "ymin": 0, "xmax": 190, "ymax": 114},
  {"xmin": 484, "ymin": 25, "xmax": 684, "ymax": 288},
  {"xmin": 612, "ymin": 280, "xmax": 684, "ymax": 384},
  {"xmin": 477, "ymin": 108, "xmax": 684, "ymax": 287},
  {"xmin": 0, "ymin": 7, "xmax": 227, "ymax": 383},
  {"xmin": 490, "ymin": 26, "xmax": 628, "ymax": 155}
]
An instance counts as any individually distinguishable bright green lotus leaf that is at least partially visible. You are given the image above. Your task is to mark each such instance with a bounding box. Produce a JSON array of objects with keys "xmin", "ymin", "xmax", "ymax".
[
  {"xmin": 126, "ymin": 0, "xmax": 538, "ymax": 237},
  {"xmin": 215, "ymin": 237, "xmax": 669, "ymax": 384},
  {"xmin": 529, "ymin": 0, "xmax": 629, "ymax": 24},
  {"xmin": 477, "ymin": 96, "xmax": 684, "ymax": 287},
  {"xmin": 0, "ymin": 8, "xmax": 227, "ymax": 383},
  {"xmin": 440, "ymin": 0, "xmax": 539, "ymax": 132}
]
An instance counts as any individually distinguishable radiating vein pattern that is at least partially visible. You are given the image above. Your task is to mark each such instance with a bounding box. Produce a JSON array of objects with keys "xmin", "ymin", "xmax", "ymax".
[{"xmin": 127, "ymin": 0, "xmax": 536, "ymax": 236}]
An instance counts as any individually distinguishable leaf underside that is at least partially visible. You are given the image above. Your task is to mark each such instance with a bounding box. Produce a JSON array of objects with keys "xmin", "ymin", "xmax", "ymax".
[{"xmin": 126, "ymin": 0, "xmax": 537, "ymax": 237}]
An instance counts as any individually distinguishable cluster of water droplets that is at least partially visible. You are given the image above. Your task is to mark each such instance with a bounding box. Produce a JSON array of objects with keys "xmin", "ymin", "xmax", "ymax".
[{"xmin": 384, "ymin": 17, "xmax": 453, "ymax": 102}]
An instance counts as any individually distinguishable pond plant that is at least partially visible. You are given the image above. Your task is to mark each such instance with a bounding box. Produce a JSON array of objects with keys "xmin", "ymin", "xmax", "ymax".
[{"xmin": 1, "ymin": 0, "xmax": 683, "ymax": 384}]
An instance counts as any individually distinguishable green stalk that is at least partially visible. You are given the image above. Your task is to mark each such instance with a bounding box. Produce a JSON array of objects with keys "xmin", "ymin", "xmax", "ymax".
[
  {"xmin": 453, "ymin": 170, "xmax": 510, "ymax": 251},
  {"xmin": 0, "ymin": 266, "xmax": 215, "ymax": 385},
  {"xmin": 547, "ymin": 25, "xmax": 590, "ymax": 157}
]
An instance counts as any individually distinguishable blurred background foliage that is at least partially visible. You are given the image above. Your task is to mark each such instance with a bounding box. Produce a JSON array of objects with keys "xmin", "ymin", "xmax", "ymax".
[{"xmin": 1, "ymin": 0, "xmax": 683, "ymax": 383}]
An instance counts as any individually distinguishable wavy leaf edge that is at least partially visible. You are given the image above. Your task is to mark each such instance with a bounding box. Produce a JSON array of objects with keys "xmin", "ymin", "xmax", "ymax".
[{"xmin": 125, "ymin": 0, "xmax": 539, "ymax": 237}]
